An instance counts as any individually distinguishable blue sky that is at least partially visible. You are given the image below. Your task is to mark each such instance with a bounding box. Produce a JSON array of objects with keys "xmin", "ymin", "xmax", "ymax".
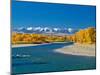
[{"xmin": 12, "ymin": 1, "xmax": 96, "ymax": 29}]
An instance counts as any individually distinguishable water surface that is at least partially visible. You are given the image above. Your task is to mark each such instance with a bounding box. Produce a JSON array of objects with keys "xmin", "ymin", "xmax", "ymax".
[{"xmin": 12, "ymin": 42, "xmax": 96, "ymax": 74}]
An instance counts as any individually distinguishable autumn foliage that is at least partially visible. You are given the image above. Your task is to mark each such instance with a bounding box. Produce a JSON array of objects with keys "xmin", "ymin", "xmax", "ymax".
[
  {"xmin": 12, "ymin": 27, "xmax": 96, "ymax": 44},
  {"xmin": 66, "ymin": 27, "xmax": 96, "ymax": 44},
  {"xmin": 12, "ymin": 33, "xmax": 67, "ymax": 44}
]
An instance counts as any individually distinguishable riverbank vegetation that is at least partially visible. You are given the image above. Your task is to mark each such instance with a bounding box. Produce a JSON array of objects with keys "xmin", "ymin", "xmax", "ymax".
[
  {"xmin": 66, "ymin": 27, "xmax": 96, "ymax": 44},
  {"xmin": 12, "ymin": 33, "xmax": 68, "ymax": 44},
  {"xmin": 12, "ymin": 27, "xmax": 96, "ymax": 44}
]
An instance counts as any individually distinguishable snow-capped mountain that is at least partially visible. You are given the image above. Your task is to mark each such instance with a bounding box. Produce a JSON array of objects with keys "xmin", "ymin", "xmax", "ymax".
[{"xmin": 13, "ymin": 27, "xmax": 78, "ymax": 34}]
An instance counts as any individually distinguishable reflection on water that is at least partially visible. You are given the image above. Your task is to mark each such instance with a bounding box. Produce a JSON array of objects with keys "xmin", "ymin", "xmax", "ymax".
[
  {"xmin": 12, "ymin": 42, "xmax": 96, "ymax": 74},
  {"xmin": 12, "ymin": 54, "xmax": 31, "ymax": 58}
]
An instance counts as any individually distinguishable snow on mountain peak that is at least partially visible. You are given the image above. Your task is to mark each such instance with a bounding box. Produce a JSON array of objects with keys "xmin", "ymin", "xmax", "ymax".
[
  {"xmin": 27, "ymin": 27, "xmax": 33, "ymax": 30},
  {"xmin": 53, "ymin": 28, "xmax": 60, "ymax": 31},
  {"xmin": 13, "ymin": 27, "xmax": 78, "ymax": 34},
  {"xmin": 68, "ymin": 28, "xmax": 73, "ymax": 33}
]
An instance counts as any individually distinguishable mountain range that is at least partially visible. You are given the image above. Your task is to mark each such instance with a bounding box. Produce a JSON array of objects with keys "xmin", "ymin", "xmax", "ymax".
[{"xmin": 12, "ymin": 27, "xmax": 79, "ymax": 34}]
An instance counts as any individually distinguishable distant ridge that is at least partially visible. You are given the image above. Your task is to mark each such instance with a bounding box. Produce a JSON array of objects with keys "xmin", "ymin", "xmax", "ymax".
[{"xmin": 12, "ymin": 27, "xmax": 79, "ymax": 34}]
